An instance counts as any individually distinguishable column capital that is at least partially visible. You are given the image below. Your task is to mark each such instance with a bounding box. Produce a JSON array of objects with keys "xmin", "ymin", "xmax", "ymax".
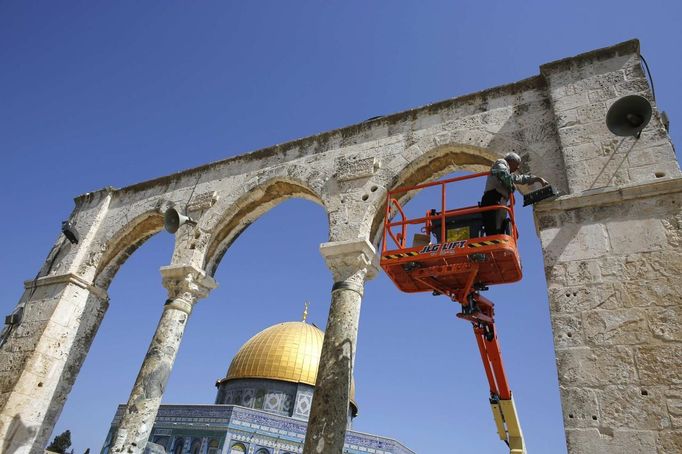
[
  {"xmin": 160, "ymin": 265, "xmax": 217, "ymax": 308},
  {"xmin": 319, "ymin": 239, "xmax": 378, "ymax": 293}
]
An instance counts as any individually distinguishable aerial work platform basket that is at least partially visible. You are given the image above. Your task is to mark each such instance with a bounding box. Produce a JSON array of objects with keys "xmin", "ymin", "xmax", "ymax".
[
  {"xmin": 380, "ymin": 172, "xmax": 522, "ymax": 302},
  {"xmin": 380, "ymin": 172, "xmax": 527, "ymax": 454}
]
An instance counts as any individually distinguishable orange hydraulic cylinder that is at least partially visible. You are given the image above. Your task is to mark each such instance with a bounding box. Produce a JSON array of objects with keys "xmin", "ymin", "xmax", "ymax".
[{"xmin": 473, "ymin": 325, "xmax": 511, "ymax": 400}]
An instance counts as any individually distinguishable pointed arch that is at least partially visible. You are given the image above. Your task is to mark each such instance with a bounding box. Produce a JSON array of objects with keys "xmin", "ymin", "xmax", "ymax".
[
  {"xmin": 203, "ymin": 178, "xmax": 326, "ymax": 276},
  {"xmin": 93, "ymin": 210, "xmax": 164, "ymax": 289},
  {"xmin": 369, "ymin": 143, "xmax": 497, "ymax": 245}
]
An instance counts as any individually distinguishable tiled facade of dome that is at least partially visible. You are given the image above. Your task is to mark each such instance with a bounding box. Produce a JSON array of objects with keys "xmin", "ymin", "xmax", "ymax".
[{"xmin": 103, "ymin": 405, "xmax": 414, "ymax": 454}]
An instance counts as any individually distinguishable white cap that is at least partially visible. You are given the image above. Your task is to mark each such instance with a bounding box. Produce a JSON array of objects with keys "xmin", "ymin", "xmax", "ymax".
[{"xmin": 504, "ymin": 152, "xmax": 521, "ymax": 163}]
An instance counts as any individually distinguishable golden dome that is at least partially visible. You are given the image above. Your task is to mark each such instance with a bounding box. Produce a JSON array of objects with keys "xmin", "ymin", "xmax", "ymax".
[{"xmin": 225, "ymin": 321, "xmax": 356, "ymax": 405}]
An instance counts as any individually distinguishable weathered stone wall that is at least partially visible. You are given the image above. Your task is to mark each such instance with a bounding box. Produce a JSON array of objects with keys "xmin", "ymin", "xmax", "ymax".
[
  {"xmin": 537, "ymin": 183, "xmax": 682, "ymax": 453},
  {"xmin": 536, "ymin": 39, "xmax": 682, "ymax": 453},
  {"xmin": 541, "ymin": 40, "xmax": 677, "ymax": 193},
  {"xmin": 0, "ymin": 39, "xmax": 679, "ymax": 454},
  {"xmin": 0, "ymin": 69, "xmax": 560, "ymax": 454}
]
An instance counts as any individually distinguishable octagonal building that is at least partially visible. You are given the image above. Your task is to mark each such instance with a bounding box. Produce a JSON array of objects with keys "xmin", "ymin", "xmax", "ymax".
[{"xmin": 102, "ymin": 319, "xmax": 414, "ymax": 454}]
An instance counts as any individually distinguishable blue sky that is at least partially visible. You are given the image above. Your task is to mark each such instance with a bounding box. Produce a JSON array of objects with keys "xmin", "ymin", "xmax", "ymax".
[{"xmin": 1, "ymin": 2, "xmax": 681, "ymax": 453}]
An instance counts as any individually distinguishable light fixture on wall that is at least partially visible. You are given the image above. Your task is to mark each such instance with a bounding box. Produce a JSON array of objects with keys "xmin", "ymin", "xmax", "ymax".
[
  {"xmin": 606, "ymin": 94, "xmax": 652, "ymax": 139},
  {"xmin": 61, "ymin": 220, "xmax": 79, "ymax": 244}
]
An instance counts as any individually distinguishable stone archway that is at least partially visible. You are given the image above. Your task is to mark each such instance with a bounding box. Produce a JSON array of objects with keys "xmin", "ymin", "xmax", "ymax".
[
  {"xmin": 0, "ymin": 198, "xmax": 171, "ymax": 454},
  {"xmin": 0, "ymin": 39, "xmax": 680, "ymax": 454},
  {"xmin": 109, "ymin": 177, "xmax": 331, "ymax": 453},
  {"xmin": 93, "ymin": 210, "xmax": 165, "ymax": 289},
  {"xmin": 202, "ymin": 177, "xmax": 327, "ymax": 277},
  {"xmin": 367, "ymin": 143, "xmax": 496, "ymax": 246}
]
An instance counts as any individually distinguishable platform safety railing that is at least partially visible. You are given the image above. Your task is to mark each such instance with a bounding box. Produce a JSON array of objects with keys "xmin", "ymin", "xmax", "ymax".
[{"xmin": 382, "ymin": 172, "xmax": 518, "ymax": 254}]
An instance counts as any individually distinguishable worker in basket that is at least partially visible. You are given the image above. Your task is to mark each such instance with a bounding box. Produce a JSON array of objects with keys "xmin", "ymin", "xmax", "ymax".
[{"xmin": 481, "ymin": 152, "xmax": 549, "ymax": 235}]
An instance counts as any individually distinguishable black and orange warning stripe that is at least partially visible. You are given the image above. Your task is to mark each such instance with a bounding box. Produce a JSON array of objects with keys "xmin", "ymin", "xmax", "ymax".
[
  {"xmin": 383, "ymin": 238, "xmax": 510, "ymax": 259},
  {"xmin": 382, "ymin": 251, "xmax": 419, "ymax": 260},
  {"xmin": 468, "ymin": 238, "xmax": 509, "ymax": 248}
]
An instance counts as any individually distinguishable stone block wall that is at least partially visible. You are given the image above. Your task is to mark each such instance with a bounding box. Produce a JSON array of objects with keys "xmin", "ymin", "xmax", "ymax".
[
  {"xmin": 0, "ymin": 277, "xmax": 108, "ymax": 454},
  {"xmin": 537, "ymin": 184, "xmax": 682, "ymax": 453},
  {"xmin": 541, "ymin": 40, "xmax": 678, "ymax": 194},
  {"xmin": 536, "ymin": 39, "xmax": 682, "ymax": 453}
]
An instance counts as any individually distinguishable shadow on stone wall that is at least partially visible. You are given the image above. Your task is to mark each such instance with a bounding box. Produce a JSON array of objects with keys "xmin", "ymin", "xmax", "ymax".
[
  {"xmin": 2, "ymin": 414, "xmax": 37, "ymax": 454},
  {"xmin": 586, "ymin": 138, "xmax": 635, "ymax": 191}
]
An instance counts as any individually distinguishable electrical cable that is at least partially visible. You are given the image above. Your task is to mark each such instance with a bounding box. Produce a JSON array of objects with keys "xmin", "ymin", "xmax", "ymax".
[
  {"xmin": 184, "ymin": 173, "xmax": 202, "ymax": 212},
  {"xmin": 640, "ymin": 54, "xmax": 656, "ymax": 102}
]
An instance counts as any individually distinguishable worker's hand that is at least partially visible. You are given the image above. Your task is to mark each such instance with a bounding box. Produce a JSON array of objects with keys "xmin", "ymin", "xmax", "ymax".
[{"xmin": 537, "ymin": 177, "xmax": 549, "ymax": 186}]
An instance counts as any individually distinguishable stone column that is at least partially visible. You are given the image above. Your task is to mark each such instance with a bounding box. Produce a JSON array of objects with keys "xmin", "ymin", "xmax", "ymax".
[
  {"xmin": 539, "ymin": 39, "xmax": 682, "ymax": 453},
  {"xmin": 111, "ymin": 265, "xmax": 216, "ymax": 453},
  {"xmin": 536, "ymin": 178, "xmax": 682, "ymax": 453},
  {"xmin": 303, "ymin": 239, "xmax": 377, "ymax": 454},
  {"xmin": 0, "ymin": 274, "xmax": 109, "ymax": 454}
]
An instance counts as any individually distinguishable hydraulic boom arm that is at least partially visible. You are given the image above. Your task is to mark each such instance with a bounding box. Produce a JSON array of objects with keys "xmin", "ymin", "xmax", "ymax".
[
  {"xmin": 379, "ymin": 174, "xmax": 529, "ymax": 453},
  {"xmin": 459, "ymin": 292, "xmax": 526, "ymax": 454}
]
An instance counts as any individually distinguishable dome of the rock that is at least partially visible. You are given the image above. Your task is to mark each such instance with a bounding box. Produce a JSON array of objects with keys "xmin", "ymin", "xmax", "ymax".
[{"xmin": 216, "ymin": 321, "xmax": 357, "ymax": 416}]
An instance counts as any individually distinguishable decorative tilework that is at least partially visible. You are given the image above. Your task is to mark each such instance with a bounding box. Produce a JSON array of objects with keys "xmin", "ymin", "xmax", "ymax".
[
  {"xmin": 282, "ymin": 394, "xmax": 293, "ymax": 414},
  {"xmin": 241, "ymin": 389, "xmax": 254, "ymax": 407},
  {"xmin": 263, "ymin": 392, "xmax": 281, "ymax": 412},
  {"xmin": 293, "ymin": 392, "xmax": 312, "ymax": 418},
  {"xmin": 107, "ymin": 398, "xmax": 415, "ymax": 454}
]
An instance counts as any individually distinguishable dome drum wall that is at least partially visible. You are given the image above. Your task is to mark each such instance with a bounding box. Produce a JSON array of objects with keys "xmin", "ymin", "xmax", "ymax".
[
  {"xmin": 216, "ymin": 379, "xmax": 354, "ymax": 428},
  {"xmin": 215, "ymin": 378, "xmax": 297, "ymax": 418}
]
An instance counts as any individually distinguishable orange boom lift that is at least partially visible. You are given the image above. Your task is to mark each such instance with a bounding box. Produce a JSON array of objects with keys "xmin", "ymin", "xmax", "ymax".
[{"xmin": 380, "ymin": 172, "xmax": 526, "ymax": 454}]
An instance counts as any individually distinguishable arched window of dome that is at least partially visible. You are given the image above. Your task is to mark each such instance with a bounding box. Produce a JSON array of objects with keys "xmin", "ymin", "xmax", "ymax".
[
  {"xmin": 229, "ymin": 442, "xmax": 246, "ymax": 454},
  {"xmin": 189, "ymin": 438, "xmax": 202, "ymax": 454},
  {"xmin": 172, "ymin": 437, "xmax": 184, "ymax": 454},
  {"xmin": 254, "ymin": 449, "xmax": 270, "ymax": 454},
  {"xmin": 207, "ymin": 438, "xmax": 220, "ymax": 454},
  {"xmin": 152, "ymin": 436, "xmax": 169, "ymax": 450}
]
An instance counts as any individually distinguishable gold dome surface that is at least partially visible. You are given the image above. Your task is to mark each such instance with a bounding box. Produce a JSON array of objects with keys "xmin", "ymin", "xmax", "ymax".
[{"xmin": 226, "ymin": 321, "xmax": 356, "ymax": 402}]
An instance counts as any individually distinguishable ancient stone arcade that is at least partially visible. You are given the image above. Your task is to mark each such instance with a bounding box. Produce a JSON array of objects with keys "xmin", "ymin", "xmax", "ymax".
[{"xmin": 0, "ymin": 39, "xmax": 680, "ymax": 453}]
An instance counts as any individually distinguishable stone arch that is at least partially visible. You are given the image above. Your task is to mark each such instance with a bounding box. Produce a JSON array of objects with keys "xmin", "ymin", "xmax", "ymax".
[
  {"xmin": 92, "ymin": 210, "xmax": 165, "ymax": 290},
  {"xmin": 203, "ymin": 177, "xmax": 327, "ymax": 276},
  {"xmin": 4, "ymin": 41, "xmax": 679, "ymax": 454},
  {"xmin": 368, "ymin": 143, "xmax": 497, "ymax": 246}
]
